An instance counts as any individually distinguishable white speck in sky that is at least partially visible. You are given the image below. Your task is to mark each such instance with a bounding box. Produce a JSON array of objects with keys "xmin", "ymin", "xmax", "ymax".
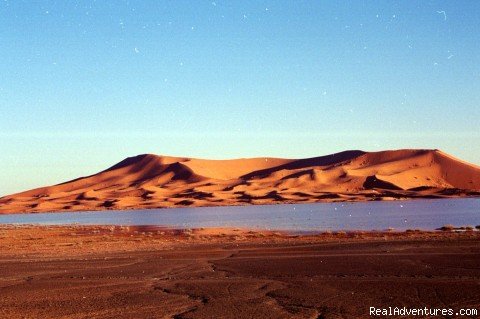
[
  {"xmin": 392, "ymin": 14, "xmax": 396, "ymax": 18},
  {"xmin": 134, "ymin": 47, "xmax": 140, "ymax": 53},
  {"xmin": 164, "ymin": 78, "xmax": 168, "ymax": 82},
  {"xmin": 191, "ymin": 26, "xmax": 195, "ymax": 30},
  {"xmin": 437, "ymin": 10, "xmax": 447, "ymax": 21},
  {"xmin": 243, "ymin": 14, "xmax": 247, "ymax": 19},
  {"xmin": 265, "ymin": 8, "xmax": 269, "ymax": 11},
  {"xmin": 211, "ymin": 2, "xmax": 216, "ymax": 6},
  {"xmin": 179, "ymin": 62, "xmax": 183, "ymax": 66},
  {"xmin": 45, "ymin": 10, "xmax": 49, "ymax": 14},
  {"xmin": 447, "ymin": 54, "xmax": 454, "ymax": 59},
  {"xmin": 376, "ymin": 14, "xmax": 379, "ymax": 18},
  {"xmin": 322, "ymin": 91, "xmax": 327, "ymax": 96}
]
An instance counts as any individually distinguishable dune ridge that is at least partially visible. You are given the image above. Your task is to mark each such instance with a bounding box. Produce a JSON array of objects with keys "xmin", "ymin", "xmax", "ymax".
[{"xmin": 1, "ymin": 149, "xmax": 480, "ymax": 214}]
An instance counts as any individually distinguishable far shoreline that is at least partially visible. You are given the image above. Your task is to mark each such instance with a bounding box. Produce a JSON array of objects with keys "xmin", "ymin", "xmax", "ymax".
[{"xmin": 1, "ymin": 192, "xmax": 479, "ymax": 215}]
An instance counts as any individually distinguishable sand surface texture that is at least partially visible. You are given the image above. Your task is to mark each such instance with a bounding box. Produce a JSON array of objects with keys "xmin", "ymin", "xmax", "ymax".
[{"xmin": 0, "ymin": 226, "xmax": 479, "ymax": 318}]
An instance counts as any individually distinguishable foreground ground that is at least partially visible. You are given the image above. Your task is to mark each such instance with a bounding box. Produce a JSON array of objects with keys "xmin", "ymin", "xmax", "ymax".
[{"xmin": 0, "ymin": 226, "xmax": 479, "ymax": 318}]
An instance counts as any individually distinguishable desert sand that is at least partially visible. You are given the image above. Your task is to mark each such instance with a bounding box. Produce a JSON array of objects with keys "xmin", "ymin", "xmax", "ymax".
[
  {"xmin": 0, "ymin": 225, "xmax": 479, "ymax": 318},
  {"xmin": 1, "ymin": 149, "xmax": 480, "ymax": 214}
]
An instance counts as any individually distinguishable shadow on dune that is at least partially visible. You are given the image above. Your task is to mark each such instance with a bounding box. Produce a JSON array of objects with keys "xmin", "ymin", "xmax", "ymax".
[
  {"xmin": 240, "ymin": 150, "xmax": 365, "ymax": 180},
  {"xmin": 363, "ymin": 175, "xmax": 403, "ymax": 190},
  {"xmin": 235, "ymin": 190, "xmax": 285, "ymax": 202},
  {"xmin": 57, "ymin": 155, "xmax": 205, "ymax": 189}
]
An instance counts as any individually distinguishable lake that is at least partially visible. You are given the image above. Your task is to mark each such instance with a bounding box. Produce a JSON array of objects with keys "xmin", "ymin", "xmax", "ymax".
[{"xmin": 0, "ymin": 198, "xmax": 478, "ymax": 231}]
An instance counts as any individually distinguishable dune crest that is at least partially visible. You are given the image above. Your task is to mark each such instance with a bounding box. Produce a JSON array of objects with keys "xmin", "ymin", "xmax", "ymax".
[{"xmin": 1, "ymin": 149, "xmax": 479, "ymax": 214}]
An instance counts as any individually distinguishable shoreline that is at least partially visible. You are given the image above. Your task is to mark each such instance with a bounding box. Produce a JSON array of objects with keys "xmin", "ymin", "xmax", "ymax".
[
  {"xmin": 1, "ymin": 224, "xmax": 479, "ymax": 257},
  {"xmin": 1, "ymin": 194, "xmax": 479, "ymax": 215},
  {"xmin": 1, "ymin": 223, "xmax": 480, "ymax": 235}
]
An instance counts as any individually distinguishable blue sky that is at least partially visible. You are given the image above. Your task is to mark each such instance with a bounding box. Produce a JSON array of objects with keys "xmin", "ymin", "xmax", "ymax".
[{"xmin": 1, "ymin": 1, "xmax": 480, "ymax": 195}]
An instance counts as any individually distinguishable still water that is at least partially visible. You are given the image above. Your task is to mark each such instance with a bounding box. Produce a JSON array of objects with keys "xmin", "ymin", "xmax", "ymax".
[{"xmin": 0, "ymin": 199, "xmax": 478, "ymax": 231}]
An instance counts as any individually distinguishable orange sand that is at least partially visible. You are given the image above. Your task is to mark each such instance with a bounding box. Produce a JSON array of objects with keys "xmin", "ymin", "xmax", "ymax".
[{"xmin": 1, "ymin": 149, "xmax": 479, "ymax": 214}]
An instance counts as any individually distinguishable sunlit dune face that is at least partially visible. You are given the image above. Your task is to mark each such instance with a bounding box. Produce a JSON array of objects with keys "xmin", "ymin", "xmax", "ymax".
[{"xmin": 1, "ymin": 149, "xmax": 479, "ymax": 214}]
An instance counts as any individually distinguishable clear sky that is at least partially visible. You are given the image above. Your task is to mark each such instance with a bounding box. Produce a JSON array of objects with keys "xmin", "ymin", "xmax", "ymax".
[{"xmin": 1, "ymin": 1, "xmax": 480, "ymax": 195}]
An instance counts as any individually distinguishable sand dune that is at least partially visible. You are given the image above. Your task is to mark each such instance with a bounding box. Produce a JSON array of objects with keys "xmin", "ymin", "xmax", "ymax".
[{"xmin": 1, "ymin": 149, "xmax": 479, "ymax": 214}]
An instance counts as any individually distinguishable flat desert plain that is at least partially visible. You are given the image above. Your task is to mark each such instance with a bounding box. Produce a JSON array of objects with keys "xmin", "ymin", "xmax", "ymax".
[{"xmin": 0, "ymin": 226, "xmax": 479, "ymax": 318}]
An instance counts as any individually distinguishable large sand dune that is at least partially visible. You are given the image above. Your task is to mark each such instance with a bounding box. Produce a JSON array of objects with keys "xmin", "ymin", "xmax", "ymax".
[{"xmin": 1, "ymin": 149, "xmax": 480, "ymax": 214}]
